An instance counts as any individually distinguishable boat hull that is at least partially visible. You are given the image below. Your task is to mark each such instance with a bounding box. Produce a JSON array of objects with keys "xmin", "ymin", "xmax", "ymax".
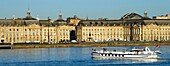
[{"xmin": 92, "ymin": 53, "xmax": 159, "ymax": 59}]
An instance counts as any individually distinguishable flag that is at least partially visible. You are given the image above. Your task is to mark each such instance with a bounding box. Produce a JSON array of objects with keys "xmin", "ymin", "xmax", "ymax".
[{"xmin": 156, "ymin": 45, "xmax": 160, "ymax": 48}]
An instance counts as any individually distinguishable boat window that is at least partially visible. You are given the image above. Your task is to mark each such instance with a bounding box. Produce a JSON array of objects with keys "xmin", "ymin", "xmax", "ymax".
[
  {"xmin": 143, "ymin": 49, "xmax": 145, "ymax": 51},
  {"xmin": 130, "ymin": 50, "xmax": 133, "ymax": 52},
  {"xmin": 119, "ymin": 54, "xmax": 121, "ymax": 57},
  {"xmin": 122, "ymin": 50, "xmax": 125, "ymax": 53},
  {"xmin": 122, "ymin": 55, "xmax": 124, "ymax": 57}
]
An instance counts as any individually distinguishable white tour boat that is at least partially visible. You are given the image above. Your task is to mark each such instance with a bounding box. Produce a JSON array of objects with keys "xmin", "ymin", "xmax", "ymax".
[{"xmin": 91, "ymin": 47, "xmax": 161, "ymax": 59}]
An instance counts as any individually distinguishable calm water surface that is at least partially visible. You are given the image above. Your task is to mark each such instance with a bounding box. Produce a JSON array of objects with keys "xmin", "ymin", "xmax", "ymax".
[{"xmin": 0, "ymin": 46, "xmax": 170, "ymax": 66}]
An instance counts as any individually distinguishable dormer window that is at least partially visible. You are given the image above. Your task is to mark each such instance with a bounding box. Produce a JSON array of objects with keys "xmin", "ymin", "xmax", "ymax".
[
  {"xmin": 85, "ymin": 24, "xmax": 87, "ymax": 26},
  {"xmin": 90, "ymin": 22, "xmax": 93, "ymax": 26},
  {"xmin": 95, "ymin": 22, "xmax": 98, "ymax": 26},
  {"xmin": 107, "ymin": 23, "xmax": 109, "ymax": 26},
  {"xmin": 101, "ymin": 22, "xmax": 104, "ymax": 26}
]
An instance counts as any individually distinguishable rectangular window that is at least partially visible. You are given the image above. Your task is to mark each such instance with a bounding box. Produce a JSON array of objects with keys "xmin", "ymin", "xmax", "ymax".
[
  {"xmin": 33, "ymin": 32, "xmax": 35, "ymax": 36},
  {"xmin": 51, "ymin": 32, "xmax": 52, "ymax": 36},
  {"xmin": 44, "ymin": 32, "xmax": 46, "ymax": 36},
  {"xmin": 29, "ymin": 32, "xmax": 31, "ymax": 36},
  {"xmin": 20, "ymin": 32, "xmax": 22, "ymax": 36}
]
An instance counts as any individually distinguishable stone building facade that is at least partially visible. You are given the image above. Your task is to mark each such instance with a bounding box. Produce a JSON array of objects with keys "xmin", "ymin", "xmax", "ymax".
[
  {"xmin": 0, "ymin": 9, "xmax": 75, "ymax": 43},
  {"xmin": 0, "ymin": 9, "xmax": 170, "ymax": 44},
  {"xmin": 76, "ymin": 20, "xmax": 124, "ymax": 42},
  {"xmin": 77, "ymin": 12, "xmax": 170, "ymax": 42}
]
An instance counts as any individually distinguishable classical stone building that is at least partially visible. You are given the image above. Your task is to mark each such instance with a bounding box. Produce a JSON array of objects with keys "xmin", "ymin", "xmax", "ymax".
[
  {"xmin": 76, "ymin": 20, "xmax": 123, "ymax": 42},
  {"xmin": 77, "ymin": 12, "xmax": 170, "ymax": 42},
  {"xmin": 0, "ymin": 9, "xmax": 170, "ymax": 44},
  {"xmin": 0, "ymin": 9, "xmax": 75, "ymax": 43},
  {"xmin": 153, "ymin": 14, "xmax": 170, "ymax": 19}
]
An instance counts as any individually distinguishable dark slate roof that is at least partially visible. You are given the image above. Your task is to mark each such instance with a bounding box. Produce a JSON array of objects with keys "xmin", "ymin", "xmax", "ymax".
[
  {"xmin": 0, "ymin": 19, "xmax": 15, "ymax": 26},
  {"xmin": 78, "ymin": 20, "xmax": 123, "ymax": 26},
  {"xmin": 55, "ymin": 20, "xmax": 65, "ymax": 22},
  {"xmin": 77, "ymin": 19, "xmax": 170, "ymax": 26},
  {"xmin": 39, "ymin": 20, "xmax": 54, "ymax": 27},
  {"xmin": 15, "ymin": 20, "xmax": 25, "ymax": 26},
  {"xmin": 0, "ymin": 19, "xmax": 170, "ymax": 27},
  {"xmin": 55, "ymin": 19, "xmax": 68, "ymax": 26},
  {"xmin": 23, "ymin": 16, "xmax": 37, "ymax": 20},
  {"xmin": 143, "ymin": 19, "xmax": 170, "ymax": 25}
]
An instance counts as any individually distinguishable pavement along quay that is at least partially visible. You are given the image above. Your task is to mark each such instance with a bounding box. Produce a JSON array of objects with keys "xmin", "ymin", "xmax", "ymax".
[{"xmin": 10, "ymin": 41, "xmax": 170, "ymax": 49}]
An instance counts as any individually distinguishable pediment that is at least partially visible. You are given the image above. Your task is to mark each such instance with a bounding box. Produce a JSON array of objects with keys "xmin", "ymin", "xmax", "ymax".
[
  {"xmin": 133, "ymin": 24, "xmax": 139, "ymax": 27},
  {"xmin": 121, "ymin": 13, "xmax": 143, "ymax": 19},
  {"xmin": 131, "ymin": 16, "xmax": 143, "ymax": 19},
  {"xmin": 149, "ymin": 23, "xmax": 158, "ymax": 26},
  {"xmin": 146, "ymin": 23, "xmax": 158, "ymax": 28},
  {"xmin": 28, "ymin": 24, "xmax": 41, "ymax": 28}
]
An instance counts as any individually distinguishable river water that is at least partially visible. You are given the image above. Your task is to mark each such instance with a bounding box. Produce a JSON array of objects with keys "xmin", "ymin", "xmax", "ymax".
[{"xmin": 0, "ymin": 46, "xmax": 170, "ymax": 66}]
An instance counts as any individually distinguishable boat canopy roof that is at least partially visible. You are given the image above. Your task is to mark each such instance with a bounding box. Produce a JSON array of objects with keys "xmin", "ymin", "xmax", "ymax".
[{"xmin": 132, "ymin": 48, "xmax": 143, "ymax": 51}]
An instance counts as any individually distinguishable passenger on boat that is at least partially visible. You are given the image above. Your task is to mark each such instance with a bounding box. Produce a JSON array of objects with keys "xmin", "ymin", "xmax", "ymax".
[
  {"xmin": 103, "ymin": 48, "xmax": 107, "ymax": 51},
  {"xmin": 92, "ymin": 48, "xmax": 96, "ymax": 51}
]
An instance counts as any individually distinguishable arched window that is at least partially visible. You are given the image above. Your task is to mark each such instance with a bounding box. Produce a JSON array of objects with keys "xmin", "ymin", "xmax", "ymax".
[
  {"xmin": 95, "ymin": 22, "xmax": 98, "ymax": 26},
  {"xmin": 101, "ymin": 22, "xmax": 104, "ymax": 26},
  {"xmin": 90, "ymin": 22, "xmax": 93, "ymax": 26}
]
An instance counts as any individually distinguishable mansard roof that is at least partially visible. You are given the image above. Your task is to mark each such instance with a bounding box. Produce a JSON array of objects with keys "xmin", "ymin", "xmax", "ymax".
[
  {"xmin": 0, "ymin": 19, "xmax": 170, "ymax": 27},
  {"xmin": 0, "ymin": 19, "xmax": 70, "ymax": 27},
  {"xmin": 23, "ymin": 17, "xmax": 37, "ymax": 20},
  {"xmin": 0, "ymin": 19, "xmax": 15, "ymax": 26},
  {"xmin": 143, "ymin": 19, "xmax": 170, "ymax": 25},
  {"xmin": 25, "ymin": 20, "xmax": 40, "ymax": 26},
  {"xmin": 77, "ymin": 19, "xmax": 170, "ymax": 26},
  {"xmin": 39, "ymin": 20, "xmax": 55, "ymax": 27},
  {"xmin": 78, "ymin": 20, "xmax": 123, "ymax": 26}
]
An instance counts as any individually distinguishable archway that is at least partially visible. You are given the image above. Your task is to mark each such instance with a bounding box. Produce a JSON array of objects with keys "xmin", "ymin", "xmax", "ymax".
[{"xmin": 70, "ymin": 30, "xmax": 76, "ymax": 41}]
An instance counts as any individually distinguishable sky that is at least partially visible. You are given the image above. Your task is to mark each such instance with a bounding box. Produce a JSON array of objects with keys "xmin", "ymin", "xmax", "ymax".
[{"xmin": 0, "ymin": 0, "xmax": 170, "ymax": 20}]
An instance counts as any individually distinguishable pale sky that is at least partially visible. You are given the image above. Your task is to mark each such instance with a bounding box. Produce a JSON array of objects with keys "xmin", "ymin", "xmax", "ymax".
[{"xmin": 0, "ymin": 0, "xmax": 170, "ymax": 20}]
